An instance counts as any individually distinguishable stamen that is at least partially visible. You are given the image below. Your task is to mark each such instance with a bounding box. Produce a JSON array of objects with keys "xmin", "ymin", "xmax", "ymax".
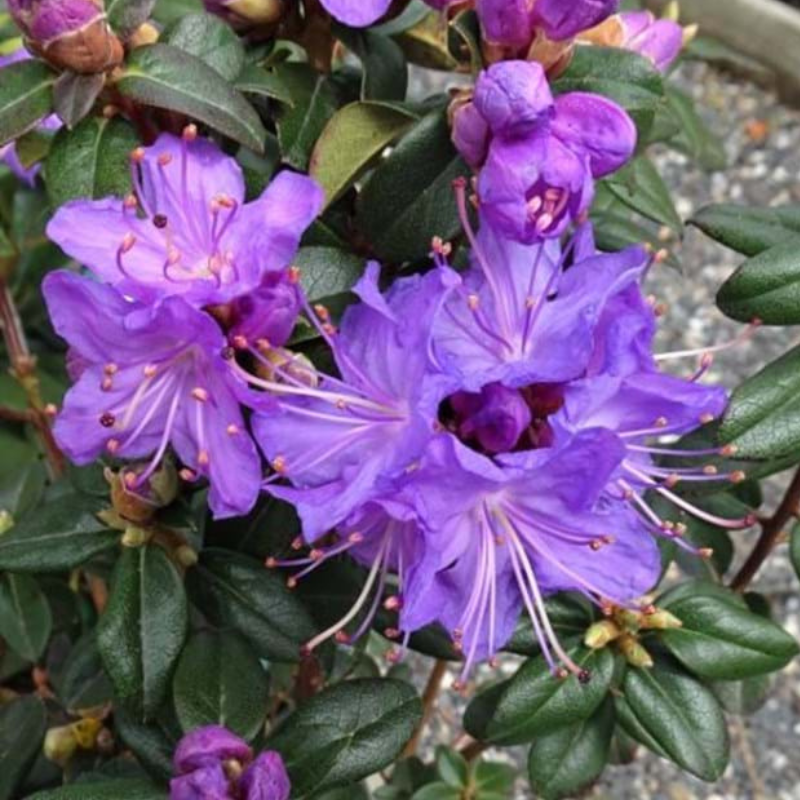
[{"xmin": 655, "ymin": 320, "xmax": 760, "ymax": 362}]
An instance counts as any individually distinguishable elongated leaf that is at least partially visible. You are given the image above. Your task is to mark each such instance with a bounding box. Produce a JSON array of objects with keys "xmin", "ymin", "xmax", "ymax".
[
  {"xmin": 0, "ymin": 574, "xmax": 52, "ymax": 661},
  {"xmin": 505, "ymin": 594, "xmax": 594, "ymax": 657},
  {"xmin": 97, "ymin": 544, "xmax": 189, "ymax": 720},
  {"xmin": 310, "ymin": 102, "xmax": 416, "ymax": 208},
  {"xmin": 28, "ymin": 779, "xmax": 166, "ymax": 800},
  {"xmin": 337, "ymin": 27, "xmax": 408, "ymax": 102},
  {"xmin": 173, "ymin": 630, "xmax": 268, "ymax": 741},
  {"xmin": 274, "ymin": 63, "xmax": 340, "ymax": 170},
  {"xmin": 55, "ymin": 633, "xmax": 113, "ymax": 713},
  {"xmin": 115, "ymin": 708, "xmax": 175, "ymax": 783},
  {"xmin": 295, "ymin": 245, "xmax": 365, "ymax": 301},
  {"xmin": 0, "ymin": 695, "xmax": 47, "ymax": 800},
  {"xmin": 660, "ymin": 593, "xmax": 799, "ymax": 680},
  {"xmin": 268, "ymin": 678, "xmax": 421, "ymax": 796},
  {"xmin": 665, "ymin": 87, "xmax": 726, "ymax": 172},
  {"xmin": 527, "ymin": 698, "xmax": 614, "ymax": 800},
  {"xmin": 186, "ymin": 549, "xmax": 316, "ymax": 662},
  {"xmin": 717, "ymin": 240, "xmax": 800, "ymax": 324},
  {"xmin": 107, "ymin": 0, "xmax": 157, "ymax": 36},
  {"xmin": 356, "ymin": 108, "xmax": 469, "ymax": 263},
  {"xmin": 165, "ymin": 13, "xmax": 245, "ymax": 81},
  {"xmin": 710, "ymin": 674, "xmax": 771, "ymax": 716},
  {"xmin": 691, "ymin": 203, "xmax": 800, "ymax": 256},
  {"xmin": 0, "ymin": 492, "xmax": 118, "ymax": 572},
  {"xmin": 53, "ymin": 72, "xmax": 104, "ymax": 129},
  {"xmin": 117, "ymin": 44, "xmax": 265, "ymax": 151},
  {"xmin": 552, "ymin": 46, "xmax": 664, "ymax": 138},
  {"xmin": 0, "ymin": 59, "xmax": 56, "ymax": 147},
  {"xmin": 617, "ymin": 660, "xmax": 729, "ymax": 781},
  {"xmin": 235, "ymin": 64, "xmax": 293, "ymax": 105},
  {"xmin": 719, "ymin": 344, "xmax": 800, "ymax": 460},
  {"xmin": 464, "ymin": 647, "xmax": 614, "ymax": 745},
  {"xmin": 605, "ymin": 157, "xmax": 682, "ymax": 233}
]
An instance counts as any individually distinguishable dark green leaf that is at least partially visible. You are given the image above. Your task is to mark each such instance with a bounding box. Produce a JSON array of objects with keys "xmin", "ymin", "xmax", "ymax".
[
  {"xmin": 187, "ymin": 549, "xmax": 316, "ymax": 662},
  {"xmin": 268, "ymin": 678, "xmax": 421, "ymax": 796},
  {"xmin": 717, "ymin": 240, "xmax": 800, "ymax": 324},
  {"xmin": 448, "ymin": 9, "xmax": 482, "ymax": 75},
  {"xmin": 605, "ymin": 158, "xmax": 682, "ymax": 233},
  {"xmin": 14, "ymin": 129, "xmax": 55, "ymax": 169},
  {"xmin": 0, "ymin": 427, "xmax": 46, "ymax": 518},
  {"xmin": 552, "ymin": 47, "xmax": 664, "ymax": 138},
  {"xmin": 46, "ymin": 116, "xmax": 139, "ymax": 207},
  {"xmin": 53, "ymin": 72, "xmax": 105, "ymax": 128},
  {"xmin": 27, "ymin": 779, "xmax": 166, "ymax": 799},
  {"xmin": 391, "ymin": 9, "xmax": 459, "ymax": 72},
  {"xmin": 173, "ymin": 630, "xmax": 268, "ymax": 741},
  {"xmin": 337, "ymin": 27, "xmax": 408, "ymax": 102},
  {"xmin": 659, "ymin": 593, "xmax": 799, "ymax": 680},
  {"xmin": 719, "ymin": 343, "xmax": 800, "ymax": 460},
  {"xmin": 505, "ymin": 595, "xmax": 594, "ymax": 657},
  {"xmin": 591, "ymin": 209, "xmax": 681, "ymax": 270},
  {"xmin": 165, "ymin": 13, "xmax": 245, "ymax": 81},
  {"xmin": 356, "ymin": 108, "xmax": 469, "ymax": 264},
  {"xmin": 410, "ymin": 785, "xmax": 460, "ymax": 800},
  {"xmin": 665, "ymin": 87, "xmax": 726, "ymax": 172},
  {"xmin": 473, "ymin": 760, "xmax": 515, "ymax": 795},
  {"xmin": 0, "ymin": 59, "xmax": 56, "ymax": 147},
  {"xmin": 117, "ymin": 44, "xmax": 265, "ymax": 151},
  {"xmin": 54, "ymin": 633, "xmax": 113, "ymax": 713},
  {"xmin": 115, "ymin": 708, "xmax": 175, "ymax": 783},
  {"xmin": 107, "ymin": 0, "xmax": 157, "ymax": 36},
  {"xmin": 617, "ymin": 660, "xmax": 729, "ymax": 781},
  {"xmin": 295, "ymin": 245, "xmax": 364, "ymax": 302},
  {"xmin": 274, "ymin": 63, "xmax": 340, "ymax": 170},
  {"xmin": 310, "ymin": 102, "xmax": 416, "ymax": 208},
  {"xmin": 97, "ymin": 544, "xmax": 189, "ymax": 720},
  {"xmin": 709, "ymin": 674, "xmax": 771, "ymax": 716},
  {"xmin": 0, "ymin": 574, "xmax": 52, "ymax": 661},
  {"xmin": 436, "ymin": 747, "xmax": 468, "ymax": 788},
  {"xmin": 0, "ymin": 695, "xmax": 47, "ymax": 800},
  {"xmin": 0, "ymin": 491, "xmax": 118, "ymax": 572},
  {"xmin": 235, "ymin": 64, "xmax": 293, "ymax": 105},
  {"xmin": 527, "ymin": 698, "xmax": 614, "ymax": 800},
  {"xmin": 464, "ymin": 647, "xmax": 614, "ymax": 745},
  {"xmin": 691, "ymin": 203, "xmax": 800, "ymax": 256}
]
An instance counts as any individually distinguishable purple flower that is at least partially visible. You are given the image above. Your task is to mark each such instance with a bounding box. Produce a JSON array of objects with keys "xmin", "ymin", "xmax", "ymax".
[
  {"xmin": 170, "ymin": 765, "xmax": 232, "ymax": 800},
  {"xmin": 251, "ymin": 261, "xmax": 458, "ymax": 541},
  {"xmin": 619, "ymin": 10, "xmax": 684, "ymax": 73},
  {"xmin": 318, "ymin": 0, "xmax": 454, "ymax": 26},
  {"xmin": 531, "ymin": 0, "xmax": 619, "ymax": 41},
  {"xmin": 8, "ymin": 0, "xmax": 123, "ymax": 73},
  {"xmin": 453, "ymin": 61, "xmax": 636, "ymax": 242},
  {"xmin": 0, "ymin": 47, "xmax": 60, "ymax": 186},
  {"xmin": 174, "ymin": 726, "xmax": 253, "ymax": 774},
  {"xmin": 239, "ymin": 752, "xmax": 291, "ymax": 800},
  {"xmin": 476, "ymin": 0, "xmax": 535, "ymax": 49},
  {"xmin": 43, "ymin": 271, "xmax": 264, "ymax": 519},
  {"xmin": 47, "ymin": 131, "xmax": 322, "ymax": 310},
  {"xmin": 402, "ymin": 430, "xmax": 659, "ymax": 678}
]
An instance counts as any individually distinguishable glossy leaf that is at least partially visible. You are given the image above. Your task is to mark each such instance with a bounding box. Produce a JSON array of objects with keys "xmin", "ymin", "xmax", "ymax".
[
  {"xmin": 691, "ymin": 203, "xmax": 800, "ymax": 256},
  {"xmin": 709, "ymin": 674, "xmax": 771, "ymax": 716},
  {"xmin": 337, "ymin": 27, "xmax": 408, "ymax": 102},
  {"xmin": 464, "ymin": 647, "xmax": 614, "ymax": 745},
  {"xmin": 295, "ymin": 245, "xmax": 365, "ymax": 303},
  {"xmin": 268, "ymin": 678, "xmax": 421, "ymax": 796},
  {"xmin": 165, "ymin": 13, "xmax": 245, "ymax": 81},
  {"xmin": 717, "ymin": 240, "xmax": 800, "ymax": 324},
  {"xmin": 172, "ymin": 630, "xmax": 268, "ymax": 741},
  {"xmin": 186, "ymin": 549, "xmax": 316, "ymax": 662},
  {"xmin": 0, "ymin": 59, "xmax": 56, "ymax": 147},
  {"xmin": 310, "ymin": 102, "xmax": 416, "ymax": 208},
  {"xmin": 617, "ymin": 660, "xmax": 729, "ymax": 781},
  {"xmin": 235, "ymin": 64, "xmax": 293, "ymax": 105},
  {"xmin": 54, "ymin": 633, "xmax": 113, "ymax": 713},
  {"xmin": 0, "ymin": 573, "xmax": 52, "ymax": 662},
  {"xmin": 605, "ymin": 157, "xmax": 682, "ymax": 233},
  {"xmin": 0, "ymin": 695, "xmax": 47, "ymax": 800},
  {"xmin": 527, "ymin": 698, "xmax": 614, "ymax": 800},
  {"xmin": 115, "ymin": 708, "xmax": 176, "ymax": 783},
  {"xmin": 117, "ymin": 44, "xmax": 265, "ymax": 151},
  {"xmin": 107, "ymin": 0, "xmax": 157, "ymax": 35},
  {"xmin": 27, "ymin": 779, "xmax": 166, "ymax": 799},
  {"xmin": 53, "ymin": 72, "xmax": 105, "ymax": 128},
  {"xmin": 0, "ymin": 491, "xmax": 118, "ymax": 573},
  {"xmin": 97, "ymin": 544, "xmax": 189, "ymax": 720}
]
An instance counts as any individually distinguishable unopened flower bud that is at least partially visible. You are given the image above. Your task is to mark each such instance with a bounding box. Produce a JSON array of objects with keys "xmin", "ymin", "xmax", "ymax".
[
  {"xmin": 618, "ymin": 633, "xmax": 654, "ymax": 669},
  {"xmin": 110, "ymin": 472, "xmax": 156, "ymax": 524},
  {"xmin": 44, "ymin": 725, "xmax": 78, "ymax": 766},
  {"xmin": 148, "ymin": 459, "xmax": 179, "ymax": 507},
  {"xmin": 203, "ymin": 0, "xmax": 285, "ymax": 30},
  {"xmin": 450, "ymin": 96, "xmax": 490, "ymax": 170},
  {"xmin": 175, "ymin": 544, "xmax": 199, "ymax": 568},
  {"xmin": 127, "ymin": 21, "xmax": 159, "ymax": 48},
  {"xmin": 9, "ymin": 0, "xmax": 124, "ymax": 73},
  {"xmin": 71, "ymin": 716, "xmax": 102, "ymax": 748},
  {"xmin": 640, "ymin": 609, "xmax": 683, "ymax": 631},
  {"xmin": 121, "ymin": 525, "xmax": 150, "ymax": 547},
  {"xmin": 0, "ymin": 510, "xmax": 13, "ymax": 536},
  {"xmin": 584, "ymin": 619, "xmax": 622, "ymax": 649},
  {"xmin": 616, "ymin": 608, "xmax": 643, "ymax": 632}
]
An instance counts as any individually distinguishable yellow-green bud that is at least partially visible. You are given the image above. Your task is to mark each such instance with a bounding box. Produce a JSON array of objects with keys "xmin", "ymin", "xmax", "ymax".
[
  {"xmin": 618, "ymin": 634, "xmax": 654, "ymax": 669},
  {"xmin": 584, "ymin": 619, "xmax": 622, "ymax": 650},
  {"xmin": 44, "ymin": 725, "xmax": 78, "ymax": 766},
  {"xmin": 0, "ymin": 510, "xmax": 13, "ymax": 536},
  {"xmin": 641, "ymin": 609, "xmax": 683, "ymax": 630}
]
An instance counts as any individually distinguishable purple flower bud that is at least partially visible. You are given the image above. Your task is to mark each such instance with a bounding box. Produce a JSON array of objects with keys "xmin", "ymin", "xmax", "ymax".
[
  {"xmin": 476, "ymin": 0, "xmax": 534, "ymax": 49},
  {"xmin": 531, "ymin": 0, "xmax": 618, "ymax": 41},
  {"xmin": 170, "ymin": 765, "xmax": 232, "ymax": 800},
  {"xmin": 450, "ymin": 99, "xmax": 490, "ymax": 170},
  {"xmin": 8, "ymin": 0, "xmax": 123, "ymax": 73},
  {"xmin": 317, "ymin": 0, "xmax": 392, "ymax": 26},
  {"xmin": 230, "ymin": 270, "xmax": 301, "ymax": 348},
  {"xmin": 473, "ymin": 61, "xmax": 553, "ymax": 139},
  {"xmin": 173, "ymin": 726, "xmax": 252, "ymax": 775},
  {"xmin": 450, "ymin": 383, "xmax": 532, "ymax": 454},
  {"xmin": 239, "ymin": 752, "xmax": 291, "ymax": 800},
  {"xmin": 619, "ymin": 11, "xmax": 683, "ymax": 73}
]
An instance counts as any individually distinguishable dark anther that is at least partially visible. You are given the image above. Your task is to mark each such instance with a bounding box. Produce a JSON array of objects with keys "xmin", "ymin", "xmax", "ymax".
[
  {"xmin": 578, "ymin": 669, "xmax": 592, "ymax": 685},
  {"xmin": 153, "ymin": 214, "xmax": 168, "ymax": 229},
  {"xmin": 100, "ymin": 412, "xmax": 116, "ymax": 428}
]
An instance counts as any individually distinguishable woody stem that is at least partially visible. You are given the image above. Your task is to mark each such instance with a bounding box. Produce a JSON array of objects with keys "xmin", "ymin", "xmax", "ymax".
[{"xmin": 402, "ymin": 659, "xmax": 449, "ymax": 758}]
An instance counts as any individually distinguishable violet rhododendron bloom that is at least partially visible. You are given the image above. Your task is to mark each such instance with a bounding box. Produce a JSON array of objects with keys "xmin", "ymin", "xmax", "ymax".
[
  {"xmin": 318, "ymin": 0, "xmax": 453, "ymax": 27},
  {"xmin": 47, "ymin": 129, "xmax": 322, "ymax": 310},
  {"xmin": 171, "ymin": 726, "xmax": 289, "ymax": 800},
  {"xmin": 42, "ymin": 271, "xmax": 263, "ymax": 519},
  {"xmin": 452, "ymin": 61, "xmax": 636, "ymax": 242},
  {"xmin": 619, "ymin": 10, "xmax": 684, "ymax": 73}
]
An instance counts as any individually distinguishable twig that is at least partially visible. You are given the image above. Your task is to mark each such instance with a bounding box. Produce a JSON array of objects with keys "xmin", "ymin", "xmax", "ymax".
[
  {"xmin": 459, "ymin": 738, "xmax": 488, "ymax": 762},
  {"xmin": 402, "ymin": 659, "xmax": 449, "ymax": 758},
  {"xmin": 730, "ymin": 465, "xmax": 800, "ymax": 592},
  {"xmin": 0, "ymin": 280, "xmax": 65, "ymax": 478}
]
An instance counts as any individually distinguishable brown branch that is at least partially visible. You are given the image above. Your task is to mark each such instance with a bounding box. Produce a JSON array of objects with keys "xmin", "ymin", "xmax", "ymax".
[
  {"xmin": 402, "ymin": 659, "xmax": 449, "ymax": 759},
  {"xmin": 730, "ymin": 465, "xmax": 800, "ymax": 592},
  {"xmin": 459, "ymin": 738, "xmax": 488, "ymax": 762},
  {"xmin": 0, "ymin": 280, "xmax": 65, "ymax": 478}
]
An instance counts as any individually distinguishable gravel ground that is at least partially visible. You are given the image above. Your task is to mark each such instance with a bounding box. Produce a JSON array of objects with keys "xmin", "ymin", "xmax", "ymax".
[{"xmin": 409, "ymin": 58, "xmax": 800, "ymax": 799}]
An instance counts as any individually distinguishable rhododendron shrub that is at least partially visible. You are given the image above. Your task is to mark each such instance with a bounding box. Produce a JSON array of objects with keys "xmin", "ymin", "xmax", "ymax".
[{"xmin": 0, "ymin": 1, "xmax": 798, "ymax": 798}]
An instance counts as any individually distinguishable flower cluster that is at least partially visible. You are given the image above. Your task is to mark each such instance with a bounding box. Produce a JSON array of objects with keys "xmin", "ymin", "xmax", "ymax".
[
  {"xmin": 171, "ymin": 725, "xmax": 290, "ymax": 800},
  {"xmin": 42, "ymin": 2, "xmax": 740, "ymax": 684}
]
